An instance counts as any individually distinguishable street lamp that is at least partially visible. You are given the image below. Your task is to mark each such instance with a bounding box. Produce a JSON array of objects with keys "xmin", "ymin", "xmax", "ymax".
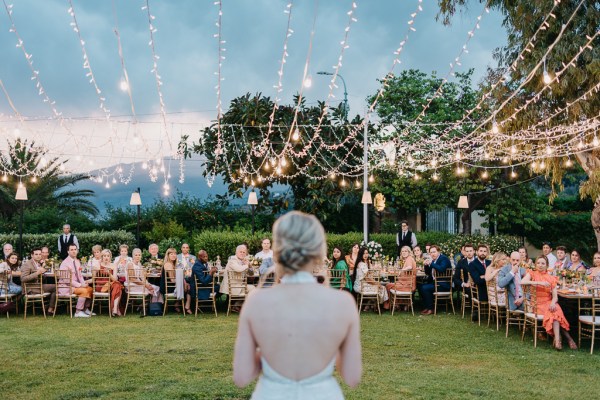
[
  {"xmin": 15, "ymin": 184, "xmax": 27, "ymax": 257},
  {"xmin": 247, "ymin": 191, "xmax": 258, "ymax": 235},
  {"xmin": 361, "ymin": 190, "xmax": 372, "ymax": 243},
  {"xmin": 316, "ymin": 71, "xmax": 349, "ymax": 120},
  {"xmin": 130, "ymin": 187, "xmax": 142, "ymax": 248}
]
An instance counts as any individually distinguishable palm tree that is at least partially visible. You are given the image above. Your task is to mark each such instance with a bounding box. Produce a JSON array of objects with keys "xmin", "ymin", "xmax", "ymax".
[{"xmin": 0, "ymin": 139, "xmax": 98, "ymax": 219}]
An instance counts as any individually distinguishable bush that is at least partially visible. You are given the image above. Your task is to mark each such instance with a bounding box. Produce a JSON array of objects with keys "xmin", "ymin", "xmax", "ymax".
[
  {"xmin": 144, "ymin": 220, "xmax": 188, "ymax": 244},
  {"xmin": 193, "ymin": 230, "xmax": 521, "ymax": 260},
  {"xmin": 0, "ymin": 230, "xmax": 136, "ymax": 258}
]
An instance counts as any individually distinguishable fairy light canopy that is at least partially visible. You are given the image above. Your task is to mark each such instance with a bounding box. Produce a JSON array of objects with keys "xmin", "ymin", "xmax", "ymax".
[{"xmin": 0, "ymin": 0, "xmax": 596, "ymax": 194}]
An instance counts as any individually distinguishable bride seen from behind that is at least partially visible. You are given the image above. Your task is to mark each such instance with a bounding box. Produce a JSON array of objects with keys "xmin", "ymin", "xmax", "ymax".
[{"xmin": 233, "ymin": 211, "xmax": 362, "ymax": 399}]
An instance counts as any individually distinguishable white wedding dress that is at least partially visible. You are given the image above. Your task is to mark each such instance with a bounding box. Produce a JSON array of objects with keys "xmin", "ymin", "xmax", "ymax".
[{"xmin": 250, "ymin": 271, "xmax": 345, "ymax": 400}]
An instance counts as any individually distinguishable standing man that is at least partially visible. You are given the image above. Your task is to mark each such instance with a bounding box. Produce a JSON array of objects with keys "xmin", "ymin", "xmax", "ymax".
[
  {"xmin": 396, "ymin": 220, "xmax": 417, "ymax": 256},
  {"xmin": 467, "ymin": 244, "xmax": 491, "ymax": 302},
  {"xmin": 58, "ymin": 224, "xmax": 79, "ymax": 260},
  {"xmin": 20, "ymin": 248, "xmax": 56, "ymax": 315}
]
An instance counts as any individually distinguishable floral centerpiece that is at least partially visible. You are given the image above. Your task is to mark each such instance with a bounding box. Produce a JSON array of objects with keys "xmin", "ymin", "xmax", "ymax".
[
  {"xmin": 144, "ymin": 256, "xmax": 163, "ymax": 272},
  {"xmin": 360, "ymin": 240, "xmax": 383, "ymax": 261},
  {"xmin": 46, "ymin": 255, "xmax": 62, "ymax": 271}
]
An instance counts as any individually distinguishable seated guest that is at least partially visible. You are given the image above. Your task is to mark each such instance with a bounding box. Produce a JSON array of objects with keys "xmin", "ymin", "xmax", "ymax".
[
  {"xmin": 498, "ymin": 251, "xmax": 527, "ymax": 311},
  {"xmin": 147, "ymin": 243, "xmax": 162, "ymax": 262},
  {"xmin": 88, "ymin": 245, "xmax": 103, "ymax": 269},
  {"xmin": 352, "ymin": 247, "xmax": 388, "ymax": 308},
  {"xmin": 259, "ymin": 257, "xmax": 274, "ymax": 275},
  {"xmin": 413, "ymin": 246, "xmax": 424, "ymax": 269},
  {"xmin": 468, "ymin": 244, "xmax": 491, "ymax": 302},
  {"xmin": 331, "ymin": 246, "xmax": 352, "ymax": 292},
  {"xmin": 21, "ymin": 248, "xmax": 55, "ymax": 315},
  {"xmin": 177, "ymin": 243, "xmax": 196, "ymax": 268},
  {"xmin": 220, "ymin": 245, "xmax": 256, "ymax": 309},
  {"xmin": 521, "ymin": 255, "xmax": 577, "ymax": 350},
  {"xmin": 485, "ymin": 252, "xmax": 507, "ymax": 307},
  {"xmin": 384, "ymin": 246, "xmax": 415, "ymax": 310},
  {"xmin": 542, "ymin": 242, "xmax": 557, "ymax": 272},
  {"xmin": 518, "ymin": 247, "xmax": 533, "ymax": 268},
  {"xmin": 587, "ymin": 252, "xmax": 600, "ymax": 282},
  {"xmin": 566, "ymin": 249, "xmax": 588, "ymax": 272},
  {"xmin": 254, "ymin": 238, "xmax": 273, "ymax": 261},
  {"xmin": 93, "ymin": 249, "xmax": 124, "ymax": 317},
  {"xmin": 160, "ymin": 248, "xmax": 191, "ymax": 314},
  {"xmin": 113, "ymin": 244, "xmax": 132, "ymax": 272},
  {"xmin": 2, "ymin": 243, "xmax": 13, "ymax": 260},
  {"xmin": 0, "ymin": 252, "xmax": 22, "ymax": 296},
  {"xmin": 189, "ymin": 250, "xmax": 220, "ymax": 300},
  {"xmin": 125, "ymin": 248, "xmax": 161, "ymax": 302},
  {"xmin": 553, "ymin": 246, "xmax": 570, "ymax": 271},
  {"xmin": 345, "ymin": 243, "xmax": 360, "ymax": 275},
  {"xmin": 59, "ymin": 244, "xmax": 93, "ymax": 317},
  {"xmin": 417, "ymin": 245, "xmax": 450, "ymax": 315},
  {"xmin": 40, "ymin": 247, "xmax": 50, "ymax": 268},
  {"xmin": 453, "ymin": 243, "xmax": 474, "ymax": 293}
]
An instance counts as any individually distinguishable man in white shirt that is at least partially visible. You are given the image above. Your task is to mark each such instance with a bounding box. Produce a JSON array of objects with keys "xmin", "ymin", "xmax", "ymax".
[
  {"xmin": 554, "ymin": 246, "xmax": 570, "ymax": 270},
  {"xmin": 542, "ymin": 242, "xmax": 557, "ymax": 270},
  {"xmin": 254, "ymin": 238, "xmax": 273, "ymax": 260},
  {"xmin": 58, "ymin": 224, "xmax": 79, "ymax": 260},
  {"xmin": 396, "ymin": 220, "xmax": 417, "ymax": 256},
  {"xmin": 177, "ymin": 243, "xmax": 196, "ymax": 268}
]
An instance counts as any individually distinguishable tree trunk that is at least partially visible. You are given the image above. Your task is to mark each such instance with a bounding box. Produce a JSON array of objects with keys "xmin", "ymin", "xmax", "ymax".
[{"xmin": 575, "ymin": 151, "xmax": 600, "ymax": 251}]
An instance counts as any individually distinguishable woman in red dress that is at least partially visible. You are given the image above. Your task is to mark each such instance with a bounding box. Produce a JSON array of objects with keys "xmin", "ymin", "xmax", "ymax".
[{"xmin": 521, "ymin": 255, "xmax": 577, "ymax": 350}]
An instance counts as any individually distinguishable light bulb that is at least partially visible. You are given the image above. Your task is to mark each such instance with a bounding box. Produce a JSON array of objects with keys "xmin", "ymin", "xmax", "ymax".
[
  {"xmin": 276, "ymin": 167, "xmax": 282, "ymax": 175},
  {"xmin": 292, "ymin": 128, "xmax": 300, "ymax": 141},
  {"xmin": 481, "ymin": 170, "xmax": 488, "ymax": 179},
  {"xmin": 119, "ymin": 79, "xmax": 129, "ymax": 92},
  {"xmin": 1, "ymin": 175, "xmax": 7, "ymax": 182},
  {"xmin": 105, "ymin": 182, "xmax": 110, "ymax": 189},
  {"xmin": 280, "ymin": 158, "xmax": 288, "ymax": 167},
  {"xmin": 142, "ymin": 162, "xmax": 148, "ymax": 169},
  {"xmin": 264, "ymin": 163, "xmax": 270, "ymax": 171},
  {"xmin": 540, "ymin": 161, "xmax": 546, "ymax": 169},
  {"xmin": 303, "ymin": 75, "xmax": 312, "ymax": 88},
  {"xmin": 546, "ymin": 145, "xmax": 553, "ymax": 155},
  {"xmin": 355, "ymin": 180, "xmax": 361, "ymax": 188},
  {"xmin": 330, "ymin": 173, "xmax": 336, "ymax": 180},
  {"xmin": 511, "ymin": 170, "xmax": 517, "ymax": 178},
  {"xmin": 163, "ymin": 183, "xmax": 170, "ymax": 190},
  {"xmin": 492, "ymin": 121, "xmax": 499, "ymax": 134},
  {"xmin": 251, "ymin": 179, "xmax": 255, "ymax": 186},
  {"xmin": 455, "ymin": 150, "xmax": 461, "ymax": 161},
  {"xmin": 340, "ymin": 178, "xmax": 346, "ymax": 187},
  {"xmin": 243, "ymin": 177, "xmax": 248, "ymax": 183},
  {"xmin": 431, "ymin": 158, "xmax": 438, "ymax": 167},
  {"xmin": 578, "ymin": 140, "xmax": 584, "ymax": 149},
  {"xmin": 432, "ymin": 173, "xmax": 438, "ymax": 181},
  {"xmin": 163, "ymin": 190, "xmax": 169, "ymax": 196},
  {"xmin": 18, "ymin": 181, "xmax": 23, "ymax": 188},
  {"xmin": 414, "ymin": 174, "xmax": 420, "ymax": 181},
  {"xmin": 502, "ymin": 157, "xmax": 509, "ymax": 164},
  {"xmin": 112, "ymin": 178, "xmax": 116, "ymax": 184},
  {"xmin": 31, "ymin": 176, "xmax": 37, "ymax": 183},
  {"xmin": 456, "ymin": 166, "xmax": 462, "ymax": 175},
  {"xmin": 531, "ymin": 161, "xmax": 538, "ymax": 169},
  {"xmin": 368, "ymin": 175, "xmax": 374, "ymax": 183},
  {"xmin": 543, "ymin": 70, "xmax": 552, "ymax": 85},
  {"xmin": 257, "ymin": 176, "xmax": 263, "ymax": 183},
  {"xmin": 510, "ymin": 145, "xmax": 517, "ymax": 154},
  {"xmin": 593, "ymin": 136, "xmax": 599, "ymax": 147},
  {"xmin": 565, "ymin": 159, "xmax": 573, "ymax": 167}
]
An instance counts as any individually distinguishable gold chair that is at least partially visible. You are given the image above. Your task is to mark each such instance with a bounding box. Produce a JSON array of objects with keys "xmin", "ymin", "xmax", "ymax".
[
  {"xmin": 194, "ymin": 273, "xmax": 218, "ymax": 317},
  {"xmin": 578, "ymin": 289, "xmax": 600, "ymax": 354},
  {"xmin": 470, "ymin": 277, "xmax": 488, "ymax": 325},
  {"xmin": 487, "ymin": 276, "xmax": 507, "ymax": 331},
  {"xmin": 54, "ymin": 269, "xmax": 76, "ymax": 318},
  {"xmin": 124, "ymin": 268, "xmax": 150, "ymax": 317},
  {"xmin": 23, "ymin": 279, "xmax": 49, "ymax": 319},
  {"xmin": 227, "ymin": 270, "xmax": 248, "ymax": 316},
  {"xmin": 163, "ymin": 268, "xmax": 185, "ymax": 316},
  {"xmin": 389, "ymin": 269, "xmax": 415, "ymax": 316},
  {"xmin": 460, "ymin": 269, "xmax": 472, "ymax": 318},
  {"xmin": 327, "ymin": 269, "xmax": 346, "ymax": 290},
  {"xmin": 357, "ymin": 270, "xmax": 382, "ymax": 315},
  {"xmin": 521, "ymin": 284, "xmax": 545, "ymax": 347},
  {"xmin": 91, "ymin": 269, "xmax": 112, "ymax": 317},
  {"xmin": 433, "ymin": 269, "xmax": 454, "ymax": 315},
  {"xmin": 0, "ymin": 272, "xmax": 19, "ymax": 318}
]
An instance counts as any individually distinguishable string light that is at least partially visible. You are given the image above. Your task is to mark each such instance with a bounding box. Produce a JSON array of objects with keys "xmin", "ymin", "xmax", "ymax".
[{"xmin": 481, "ymin": 170, "xmax": 488, "ymax": 179}]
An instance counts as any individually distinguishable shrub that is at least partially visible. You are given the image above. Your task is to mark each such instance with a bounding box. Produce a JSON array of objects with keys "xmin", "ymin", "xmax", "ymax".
[
  {"xmin": 0, "ymin": 231, "xmax": 136, "ymax": 258},
  {"xmin": 193, "ymin": 230, "xmax": 271, "ymax": 261},
  {"xmin": 144, "ymin": 220, "xmax": 188, "ymax": 244}
]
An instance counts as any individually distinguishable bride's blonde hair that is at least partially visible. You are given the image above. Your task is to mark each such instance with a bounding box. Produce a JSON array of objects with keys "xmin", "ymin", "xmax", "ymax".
[{"xmin": 272, "ymin": 211, "xmax": 326, "ymax": 275}]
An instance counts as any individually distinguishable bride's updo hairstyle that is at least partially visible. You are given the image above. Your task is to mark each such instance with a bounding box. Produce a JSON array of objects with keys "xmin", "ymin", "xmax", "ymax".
[{"xmin": 272, "ymin": 211, "xmax": 326, "ymax": 275}]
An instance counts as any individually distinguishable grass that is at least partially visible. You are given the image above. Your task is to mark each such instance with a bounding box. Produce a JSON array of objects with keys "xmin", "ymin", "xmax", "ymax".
[{"xmin": 1, "ymin": 309, "xmax": 599, "ymax": 400}]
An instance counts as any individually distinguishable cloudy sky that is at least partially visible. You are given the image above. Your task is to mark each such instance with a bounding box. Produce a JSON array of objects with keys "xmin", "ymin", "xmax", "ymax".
[{"xmin": 0, "ymin": 0, "xmax": 506, "ymax": 176}]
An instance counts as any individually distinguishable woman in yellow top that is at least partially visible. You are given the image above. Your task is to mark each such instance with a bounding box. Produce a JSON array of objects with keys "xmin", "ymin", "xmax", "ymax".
[{"xmin": 521, "ymin": 255, "xmax": 577, "ymax": 350}]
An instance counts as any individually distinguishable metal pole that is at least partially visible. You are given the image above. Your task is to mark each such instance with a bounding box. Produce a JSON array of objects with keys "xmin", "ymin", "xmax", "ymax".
[
  {"xmin": 338, "ymin": 74, "xmax": 349, "ymax": 120},
  {"xmin": 19, "ymin": 201, "xmax": 24, "ymax": 256},
  {"xmin": 363, "ymin": 117, "xmax": 369, "ymax": 244},
  {"xmin": 136, "ymin": 187, "xmax": 141, "ymax": 248},
  {"xmin": 251, "ymin": 205, "xmax": 256, "ymax": 235}
]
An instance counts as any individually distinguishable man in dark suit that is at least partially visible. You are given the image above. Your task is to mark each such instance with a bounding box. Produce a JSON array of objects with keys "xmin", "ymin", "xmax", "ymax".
[
  {"xmin": 453, "ymin": 244, "xmax": 475, "ymax": 293},
  {"xmin": 189, "ymin": 250, "xmax": 219, "ymax": 301},
  {"xmin": 467, "ymin": 244, "xmax": 491, "ymax": 302},
  {"xmin": 417, "ymin": 245, "xmax": 451, "ymax": 315}
]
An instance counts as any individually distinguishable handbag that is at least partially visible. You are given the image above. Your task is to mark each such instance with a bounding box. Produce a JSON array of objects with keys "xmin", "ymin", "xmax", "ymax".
[
  {"xmin": 0, "ymin": 302, "xmax": 16, "ymax": 314},
  {"xmin": 148, "ymin": 302, "xmax": 163, "ymax": 316}
]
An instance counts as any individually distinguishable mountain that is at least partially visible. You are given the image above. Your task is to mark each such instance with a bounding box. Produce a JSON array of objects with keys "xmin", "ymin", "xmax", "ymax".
[{"xmin": 75, "ymin": 156, "xmax": 287, "ymax": 214}]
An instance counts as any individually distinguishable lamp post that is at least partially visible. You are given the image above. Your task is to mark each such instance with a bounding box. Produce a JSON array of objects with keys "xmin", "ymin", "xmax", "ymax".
[
  {"xmin": 361, "ymin": 190, "xmax": 372, "ymax": 243},
  {"xmin": 130, "ymin": 188, "xmax": 142, "ymax": 248},
  {"xmin": 15, "ymin": 184, "xmax": 28, "ymax": 257},
  {"xmin": 248, "ymin": 191, "xmax": 258, "ymax": 235},
  {"xmin": 316, "ymin": 71, "xmax": 349, "ymax": 120}
]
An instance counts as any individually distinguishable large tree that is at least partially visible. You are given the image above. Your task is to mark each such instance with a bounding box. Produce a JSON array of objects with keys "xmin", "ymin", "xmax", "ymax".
[
  {"xmin": 437, "ymin": 0, "xmax": 600, "ymax": 247},
  {"xmin": 182, "ymin": 93, "xmax": 369, "ymax": 230},
  {"xmin": 0, "ymin": 139, "xmax": 98, "ymax": 230}
]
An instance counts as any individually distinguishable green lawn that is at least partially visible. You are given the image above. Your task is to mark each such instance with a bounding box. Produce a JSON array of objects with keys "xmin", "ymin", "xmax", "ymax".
[{"xmin": 1, "ymin": 311, "xmax": 599, "ymax": 400}]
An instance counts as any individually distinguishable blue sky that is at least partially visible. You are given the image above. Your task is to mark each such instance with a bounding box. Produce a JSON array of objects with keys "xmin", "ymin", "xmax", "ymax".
[{"xmin": 0, "ymin": 0, "xmax": 506, "ymax": 172}]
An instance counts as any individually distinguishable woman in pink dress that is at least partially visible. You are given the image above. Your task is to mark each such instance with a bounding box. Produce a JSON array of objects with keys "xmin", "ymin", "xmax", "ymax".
[{"xmin": 521, "ymin": 255, "xmax": 577, "ymax": 350}]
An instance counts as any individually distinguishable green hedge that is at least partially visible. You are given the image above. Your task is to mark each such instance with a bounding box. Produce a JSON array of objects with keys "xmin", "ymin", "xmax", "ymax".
[
  {"xmin": 193, "ymin": 230, "xmax": 522, "ymax": 260},
  {"xmin": 0, "ymin": 230, "xmax": 136, "ymax": 258}
]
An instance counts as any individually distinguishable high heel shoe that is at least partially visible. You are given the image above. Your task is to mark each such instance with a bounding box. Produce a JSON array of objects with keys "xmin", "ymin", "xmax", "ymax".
[
  {"xmin": 553, "ymin": 337, "xmax": 562, "ymax": 351},
  {"xmin": 184, "ymin": 308, "xmax": 192, "ymax": 315},
  {"xmin": 567, "ymin": 339, "xmax": 577, "ymax": 350}
]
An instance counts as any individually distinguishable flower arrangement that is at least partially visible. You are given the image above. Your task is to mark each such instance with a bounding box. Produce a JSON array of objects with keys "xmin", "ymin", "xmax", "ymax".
[{"xmin": 360, "ymin": 240, "xmax": 383, "ymax": 260}]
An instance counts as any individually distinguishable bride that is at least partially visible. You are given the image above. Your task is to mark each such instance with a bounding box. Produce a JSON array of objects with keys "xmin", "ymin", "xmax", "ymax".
[{"xmin": 233, "ymin": 211, "xmax": 362, "ymax": 399}]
